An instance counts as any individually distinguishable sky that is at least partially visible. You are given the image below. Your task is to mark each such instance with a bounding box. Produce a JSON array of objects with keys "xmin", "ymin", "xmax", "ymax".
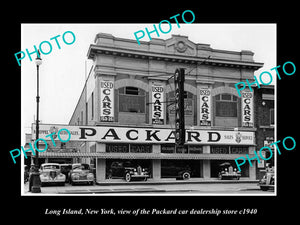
[{"xmin": 21, "ymin": 23, "xmax": 276, "ymax": 145}]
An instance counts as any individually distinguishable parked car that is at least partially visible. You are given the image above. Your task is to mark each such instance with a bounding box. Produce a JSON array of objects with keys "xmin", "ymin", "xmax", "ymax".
[
  {"xmin": 107, "ymin": 161, "xmax": 149, "ymax": 182},
  {"xmin": 218, "ymin": 162, "xmax": 241, "ymax": 180},
  {"xmin": 258, "ymin": 167, "xmax": 275, "ymax": 191},
  {"xmin": 60, "ymin": 164, "xmax": 72, "ymax": 183},
  {"xmin": 39, "ymin": 163, "xmax": 66, "ymax": 186},
  {"xmin": 161, "ymin": 162, "xmax": 192, "ymax": 180},
  {"xmin": 69, "ymin": 163, "xmax": 94, "ymax": 185}
]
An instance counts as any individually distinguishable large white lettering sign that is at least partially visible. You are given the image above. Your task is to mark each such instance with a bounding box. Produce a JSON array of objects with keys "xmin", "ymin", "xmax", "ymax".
[
  {"xmin": 100, "ymin": 80, "xmax": 114, "ymax": 122},
  {"xmin": 152, "ymin": 85, "xmax": 164, "ymax": 125},
  {"xmin": 33, "ymin": 124, "xmax": 255, "ymax": 145},
  {"xmin": 199, "ymin": 88, "xmax": 211, "ymax": 126},
  {"xmin": 242, "ymin": 91, "xmax": 254, "ymax": 127}
]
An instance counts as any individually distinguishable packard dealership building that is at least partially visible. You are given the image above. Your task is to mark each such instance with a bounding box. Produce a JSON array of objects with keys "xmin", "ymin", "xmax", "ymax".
[{"xmin": 37, "ymin": 33, "xmax": 271, "ymax": 182}]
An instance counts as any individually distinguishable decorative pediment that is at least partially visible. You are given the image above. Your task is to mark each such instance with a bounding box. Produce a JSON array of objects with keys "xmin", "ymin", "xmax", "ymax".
[{"xmin": 166, "ymin": 35, "xmax": 196, "ymax": 56}]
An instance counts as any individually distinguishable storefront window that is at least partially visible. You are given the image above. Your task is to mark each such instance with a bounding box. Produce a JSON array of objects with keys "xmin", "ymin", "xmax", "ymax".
[
  {"xmin": 210, "ymin": 160, "xmax": 249, "ymax": 177},
  {"xmin": 161, "ymin": 160, "xmax": 201, "ymax": 178},
  {"xmin": 106, "ymin": 159, "xmax": 152, "ymax": 179},
  {"xmin": 215, "ymin": 94, "xmax": 237, "ymax": 117}
]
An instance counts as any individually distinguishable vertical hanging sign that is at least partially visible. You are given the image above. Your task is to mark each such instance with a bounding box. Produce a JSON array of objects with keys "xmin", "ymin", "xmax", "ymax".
[
  {"xmin": 199, "ymin": 88, "xmax": 211, "ymax": 126},
  {"xmin": 100, "ymin": 80, "xmax": 114, "ymax": 122},
  {"xmin": 242, "ymin": 91, "xmax": 254, "ymax": 127},
  {"xmin": 152, "ymin": 84, "xmax": 164, "ymax": 125}
]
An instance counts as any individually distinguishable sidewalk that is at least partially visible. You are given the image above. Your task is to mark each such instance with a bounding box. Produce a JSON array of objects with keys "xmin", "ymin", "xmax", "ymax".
[{"xmin": 23, "ymin": 179, "xmax": 265, "ymax": 195}]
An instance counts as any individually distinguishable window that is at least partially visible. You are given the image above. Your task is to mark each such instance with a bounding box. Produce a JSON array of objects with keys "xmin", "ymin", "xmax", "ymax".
[
  {"xmin": 270, "ymin": 108, "xmax": 274, "ymax": 126},
  {"xmin": 215, "ymin": 94, "xmax": 237, "ymax": 117},
  {"xmin": 119, "ymin": 87, "xmax": 146, "ymax": 113},
  {"xmin": 167, "ymin": 91, "xmax": 195, "ymax": 125}
]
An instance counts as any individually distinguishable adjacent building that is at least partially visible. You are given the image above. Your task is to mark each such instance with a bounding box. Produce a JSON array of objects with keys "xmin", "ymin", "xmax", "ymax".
[{"xmin": 254, "ymin": 85, "xmax": 275, "ymax": 179}]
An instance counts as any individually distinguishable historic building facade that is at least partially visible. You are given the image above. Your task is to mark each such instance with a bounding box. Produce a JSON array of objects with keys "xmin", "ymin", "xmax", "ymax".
[
  {"xmin": 66, "ymin": 33, "xmax": 264, "ymax": 182},
  {"xmin": 254, "ymin": 85, "xmax": 275, "ymax": 179}
]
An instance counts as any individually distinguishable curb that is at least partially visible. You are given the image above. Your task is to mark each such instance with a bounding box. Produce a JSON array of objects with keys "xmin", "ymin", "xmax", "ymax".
[{"xmin": 95, "ymin": 179, "xmax": 259, "ymax": 186}]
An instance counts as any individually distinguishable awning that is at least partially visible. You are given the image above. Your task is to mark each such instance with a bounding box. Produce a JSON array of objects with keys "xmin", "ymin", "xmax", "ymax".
[{"xmin": 38, "ymin": 152, "xmax": 252, "ymax": 160}]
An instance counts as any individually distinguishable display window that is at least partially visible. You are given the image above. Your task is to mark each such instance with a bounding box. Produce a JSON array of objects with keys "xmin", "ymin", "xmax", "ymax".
[
  {"xmin": 105, "ymin": 159, "xmax": 152, "ymax": 179},
  {"xmin": 210, "ymin": 160, "xmax": 249, "ymax": 178},
  {"xmin": 161, "ymin": 160, "xmax": 202, "ymax": 178}
]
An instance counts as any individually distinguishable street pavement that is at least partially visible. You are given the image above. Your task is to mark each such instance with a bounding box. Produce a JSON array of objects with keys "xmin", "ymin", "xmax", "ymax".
[{"xmin": 23, "ymin": 181, "xmax": 274, "ymax": 195}]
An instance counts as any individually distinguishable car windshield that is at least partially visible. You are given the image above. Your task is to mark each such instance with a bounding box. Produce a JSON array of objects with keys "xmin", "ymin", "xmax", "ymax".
[
  {"xmin": 123, "ymin": 161, "xmax": 134, "ymax": 167},
  {"xmin": 43, "ymin": 165, "xmax": 60, "ymax": 170},
  {"xmin": 73, "ymin": 164, "xmax": 90, "ymax": 170}
]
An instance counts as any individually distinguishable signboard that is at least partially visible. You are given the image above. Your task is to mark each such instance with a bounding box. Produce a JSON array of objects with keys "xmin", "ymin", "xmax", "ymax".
[
  {"xmin": 199, "ymin": 88, "xmax": 211, "ymax": 126},
  {"xmin": 33, "ymin": 124, "xmax": 255, "ymax": 145},
  {"xmin": 152, "ymin": 85, "xmax": 164, "ymax": 124},
  {"xmin": 100, "ymin": 80, "xmax": 114, "ymax": 122},
  {"xmin": 242, "ymin": 91, "xmax": 254, "ymax": 127}
]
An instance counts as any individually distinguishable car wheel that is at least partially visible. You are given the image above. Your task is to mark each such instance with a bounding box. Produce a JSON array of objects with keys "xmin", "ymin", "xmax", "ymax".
[
  {"xmin": 125, "ymin": 172, "xmax": 131, "ymax": 182},
  {"xmin": 182, "ymin": 172, "xmax": 190, "ymax": 180}
]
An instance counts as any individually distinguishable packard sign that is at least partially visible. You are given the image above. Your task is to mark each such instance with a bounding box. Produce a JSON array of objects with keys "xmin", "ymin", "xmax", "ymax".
[
  {"xmin": 33, "ymin": 124, "xmax": 255, "ymax": 145},
  {"xmin": 100, "ymin": 80, "xmax": 114, "ymax": 122}
]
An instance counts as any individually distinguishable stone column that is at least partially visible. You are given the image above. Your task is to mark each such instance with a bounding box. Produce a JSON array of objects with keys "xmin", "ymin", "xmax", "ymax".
[
  {"xmin": 249, "ymin": 146, "xmax": 257, "ymax": 180},
  {"xmin": 203, "ymin": 145, "xmax": 211, "ymax": 179},
  {"xmin": 152, "ymin": 144, "xmax": 161, "ymax": 180},
  {"xmin": 96, "ymin": 143, "xmax": 106, "ymax": 183}
]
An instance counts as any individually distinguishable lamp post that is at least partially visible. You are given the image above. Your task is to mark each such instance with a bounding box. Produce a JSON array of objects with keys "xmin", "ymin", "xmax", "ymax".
[{"xmin": 30, "ymin": 52, "xmax": 42, "ymax": 193}]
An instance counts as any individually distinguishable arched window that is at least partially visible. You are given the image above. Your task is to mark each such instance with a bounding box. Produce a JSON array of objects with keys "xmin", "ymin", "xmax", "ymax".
[
  {"xmin": 119, "ymin": 86, "xmax": 146, "ymax": 113},
  {"xmin": 215, "ymin": 94, "xmax": 237, "ymax": 117},
  {"xmin": 167, "ymin": 90, "xmax": 196, "ymax": 125}
]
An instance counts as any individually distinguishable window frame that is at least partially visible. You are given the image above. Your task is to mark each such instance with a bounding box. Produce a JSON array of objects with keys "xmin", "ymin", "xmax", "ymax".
[
  {"xmin": 215, "ymin": 93, "xmax": 238, "ymax": 118},
  {"xmin": 118, "ymin": 86, "xmax": 146, "ymax": 113}
]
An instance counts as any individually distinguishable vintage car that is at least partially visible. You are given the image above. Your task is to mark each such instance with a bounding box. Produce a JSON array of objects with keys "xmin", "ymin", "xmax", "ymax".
[
  {"xmin": 161, "ymin": 162, "xmax": 192, "ymax": 180},
  {"xmin": 258, "ymin": 167, "xmax": 275, "ymax": 191},
  {"xmin": 69, "ymin": 163, "xmax": 94, "ymax": 185},
  {"xmin": 218, "ymin": 162, "xmax": 241, "ymax": 180},
  {"xmin": 39, "ymin": 163, "xmax": 66, "ymax": 186},
  {"xmin": 107, "ymin": 161, "xmax": 149, "ymax": 182}
]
